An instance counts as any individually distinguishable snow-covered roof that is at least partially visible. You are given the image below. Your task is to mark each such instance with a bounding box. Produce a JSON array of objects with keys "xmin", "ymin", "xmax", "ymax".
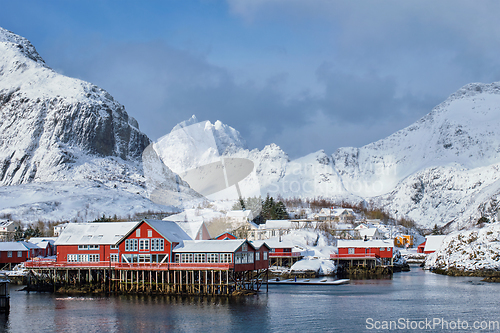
[
  {"xmin": 142, "ymin": 220, "xmax": 192, "ymax": 243},
  {"xmin": 249, "ymin": 240, "xmax": 271, "ymax": 250},
  {"xmin": 262, "ymin": 238, "xmax": 295, "ymax": 249},
  {"xmin": 173, "ymin": 239, "xmax": 250, "ymax": 253},
  {"xmin": 337, "ymin": 239, "xmax": 394, "ymax": 248},
  {"xmin": 55, "ymin": 222, "xmax": 139, "ymax": 245},
  {"xmin": 227, "ymin": 210, "xmax": 253, "ymax": 218},
  {"xmin": 358, "ymin": 228, "xmax": 381, "ymax": 237},
  {"xmin": 263, "ymin": 220, "xmax": 294, "ymax": 229},
  {"xmin": 29, "ymin": 237, "xmax": 57, "ymax": 245},
  {"xmin": 163, "ymin": 212, "xmax": 203, "ymax": 223},
  {"xmin": 174, "ymin": 221, "xmax": 206, "ymax": 239},
  {"xmin": 424, "ymin": 235, "xmax": 446, "ymax": 252},
  {"xmin": 19, "ymin": 241, "xmax": 41, "ymax": 249},
  {"xmin": 0, "ymin": 242, "xmax": 28, "ymax": 251},
  {"xmin": 0, "ymin": 220, "xmax": 14, "ymax": 227}
]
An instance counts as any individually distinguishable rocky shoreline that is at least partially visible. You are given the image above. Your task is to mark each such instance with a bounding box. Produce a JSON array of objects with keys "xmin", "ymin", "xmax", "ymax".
[{"xmin": 432, "ymin": 268, "xmax": 500, "ymax": 282}]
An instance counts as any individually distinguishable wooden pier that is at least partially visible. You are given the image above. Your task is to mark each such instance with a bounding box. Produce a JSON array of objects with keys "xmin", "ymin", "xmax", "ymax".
[{"xmin": 25, "ymin": 261, "xmax": 268, "ymax": 295}]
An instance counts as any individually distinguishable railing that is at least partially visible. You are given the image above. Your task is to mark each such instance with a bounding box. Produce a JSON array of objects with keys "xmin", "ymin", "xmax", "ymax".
[
  {"xmin": 24, "ymin": 260, "xmax": 232, "ymax": 271},
  {"xmin": 330, "ymin": 253, "xmax": 379, "ymax": 259},
  {"xmin": 269, "ymin": 252, "xmax": 302, "ymax": 257}
]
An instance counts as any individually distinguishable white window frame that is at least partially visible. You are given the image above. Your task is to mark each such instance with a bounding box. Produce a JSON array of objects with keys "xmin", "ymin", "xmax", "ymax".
[
  {"xmin": 148, "ymin": 229, "xmax": 153, "ymax": 237},
  {"xmin": 110, "ymin": 254, "xmax": 119, "ymax": 262},
  {"xmin": 220, "ymin": 253, "xmax": 232, "ymax": 263},
  {"xmin": 136, "ymin": 229, "xmax": 141, "ymax": 237},
  {"xmin": 139, "ymin": 239, "xmax": 150, "ymax": 251},
  {"xmin": 348, "ymin": 248, "xmax": 355, "ymax": 254},
  {"xmin": 17, "ymin": 251, "xmax": 23, "ymax": 258},
  {"xmin": 151, "ymin": 239, "xmax": 164, "ymax": 251},
  {"xmin": 89, "ymin": 254, "xmax": 99, "ymax": 262},
  {"xmin": 263, "ymin": 251, "xmax": 268, "ymax": 260},
  {"xmin": 194, "ymin": 253, "xmax": 205, "ymax": 263},
  {"xmin": 68, "ymin": 254, "xmax": 78, "ymax": 262},
  {"xmin": 181, "ymin": 253, "xmax": 193, "ymax": 263},
  {"xmin": 255, "ymin": 252, "xmax": 260, "ymax": 261},
  {"xmin": 7, "ymin": 251, "xmax": 12, "ymax": 258},
  {"xmin": 207, "ymin": 253, "xmax": 219, "ymax": 263},
  {"xmin": 79, "ymin": 254, "xmax": 89, "ymax": 262}
]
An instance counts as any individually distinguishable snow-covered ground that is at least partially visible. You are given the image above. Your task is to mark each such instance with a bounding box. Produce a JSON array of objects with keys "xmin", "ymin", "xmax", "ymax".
[{"xmin": 425, "ymin": 222, "xmax": 500, "ymax": 271}]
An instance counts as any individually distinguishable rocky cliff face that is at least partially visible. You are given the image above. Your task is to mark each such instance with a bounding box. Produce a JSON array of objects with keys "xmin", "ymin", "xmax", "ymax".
[
  {"xmin": 0, "ymin": 27, "xmax": 150, "ymax": 187},
  {"xmin": 0, "ymin": 27, "xmax": 200, "ymax": 221}
]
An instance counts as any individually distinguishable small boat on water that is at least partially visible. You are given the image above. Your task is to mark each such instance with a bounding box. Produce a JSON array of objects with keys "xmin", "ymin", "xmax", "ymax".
[{"xmin": 267, "ymin": 278, "xmax": 350, "ymax": 286}]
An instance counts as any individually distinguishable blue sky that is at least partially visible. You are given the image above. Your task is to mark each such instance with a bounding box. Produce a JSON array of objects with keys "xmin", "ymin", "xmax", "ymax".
[{"xmin": 2, "ymin": 0, "xmax": 500, "ymax": 158}]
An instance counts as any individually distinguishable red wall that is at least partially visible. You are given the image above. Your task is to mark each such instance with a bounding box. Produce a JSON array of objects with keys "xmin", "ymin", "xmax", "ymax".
[
  {"xmin": 0, "ymin": 250, "xmax": 28, "ymax": 264},
  {"xmin": 117, "ymin": 221, "xmax": 173, "ymax": 262},
  {"xmin": 57, "ymin": 244, "xmax": 115, "ymax": 263},
  {"xmin": 338, "ymin": 246, "xmax": 393, "ymax": 258},
  {"xmin": 254, "ymin": 246, "xmax": 269, "ymax": 270}
]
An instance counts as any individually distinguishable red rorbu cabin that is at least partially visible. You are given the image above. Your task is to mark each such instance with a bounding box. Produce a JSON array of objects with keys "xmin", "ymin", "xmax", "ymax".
[
  {"xmin": 54, "ymin": 222, "xmax": 139, "ymax": 265},
  {"xmin": 0, "ymin": 242, "xmax": 29, "ymax": 269},
  {"xmin": 172, "ymin": 239, "xmax": 269, "ymax": 271},
  {"xmin": 332, "ymin": 239, "xmax": 394, "ymax": 267},
  {"xmin": 115, "ymin": 219, "xmax": 191, "ymax": 264}
]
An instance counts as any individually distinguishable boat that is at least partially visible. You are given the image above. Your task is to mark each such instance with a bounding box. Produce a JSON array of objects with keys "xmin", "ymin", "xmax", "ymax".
[{"xmin": 267, "ymin": 278, "xmax": 349, "ymax": 286}]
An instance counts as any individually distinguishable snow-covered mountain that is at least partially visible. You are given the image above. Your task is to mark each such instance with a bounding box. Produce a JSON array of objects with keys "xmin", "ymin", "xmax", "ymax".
[
  {"xmin": 154, "ymin": 83, "xmax": 500, "ymax": 229},
  {"xmin": 0, "ymin": 27, "xmax": 201, "ymax": 221}
]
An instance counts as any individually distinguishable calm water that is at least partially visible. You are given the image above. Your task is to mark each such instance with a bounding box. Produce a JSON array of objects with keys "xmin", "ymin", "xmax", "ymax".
[{"xmin": 2, "ymin": 267, "xmax": 500, "ymax": 332}]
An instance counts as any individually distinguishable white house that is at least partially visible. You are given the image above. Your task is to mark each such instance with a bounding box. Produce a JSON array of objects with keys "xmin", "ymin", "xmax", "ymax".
[
  {"xmin": 227, "ymin": 210, "xmax": 254, "ymax": 223},
  {"xmin": 0, "ymin": 220, "xmax": 16, "ymax": 241},
  {"xmin": 358, "ymin": 228, "xmax": 384, "ymax": 240}
]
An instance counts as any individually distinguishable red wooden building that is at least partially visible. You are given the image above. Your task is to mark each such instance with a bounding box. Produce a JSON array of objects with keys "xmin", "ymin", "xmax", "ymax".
[
  {"xmin": 260, "ymin": 239, "xmax": 302, "ymax": 268},
  {"xmin": 332, "ymin": 239, "xmax": 394, "ymax": 267},
  {"xmin": 172, "ymin": 239, "xmax": 269, "ymax": 271},
  {"xmin": 55, "ymin": 221, "xmax": 140, "ymax": 264},
  {"xmin": 0, "ymin": 242, "xmax": 29, "ymax": 268},
  {"xmin": 417, "ymin": 241, "xmax": 426, "ymax": 254},
  {"xmin": 116, "ymin": 219, "xmax": 191, "ymax": 264}
]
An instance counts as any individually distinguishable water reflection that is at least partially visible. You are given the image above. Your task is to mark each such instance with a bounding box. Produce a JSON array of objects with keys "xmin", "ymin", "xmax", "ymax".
[{"xmin": 2, "ymin": 268, "xmax": 500, "ymax": 332}]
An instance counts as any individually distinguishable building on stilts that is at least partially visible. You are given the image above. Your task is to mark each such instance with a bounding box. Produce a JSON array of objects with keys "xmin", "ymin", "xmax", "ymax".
[{"xmin": 24, "ymin": 219, "xmax": 269, "ymax": 295}]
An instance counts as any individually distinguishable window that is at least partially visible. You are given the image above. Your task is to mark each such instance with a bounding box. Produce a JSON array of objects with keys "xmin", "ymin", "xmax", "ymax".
[
  {"xmin": 7, "ymin": 251, "xmax": 12, "ymax": 258},
  {"xmin": 151, "ymin": 239, "xmax": 164, "ymax": 251},
  {"xmin": 78, "ymin": 245, "xmax": 87, "ymax": 250},
  {"xmin": 181, "ymin": 253, "xmax": 193, "ymax": 263},
  {"xmin": 79, "ymin": 254, "xmax": 89, "ymax": 262},
  {"xmin": 348, "ymin": 248, "xmax": 355, "ymax": 254},
  {"xmin": 235, "ymin": 253, "xmax": 242, "ymax": 264},
  {"xmin": 110, "ymin": 254, "xmax": 119, "ymax": 262},
  {"xmin": 220, "ymin": 253, "xmax": 232, "ymax": 263},
  {"xmin": 68, "ymin": 254, "xmax": 78, "ymax": 262},
  {"xmin": 148, "ymin": 229, "xmax": 152, "ymax": 237},
  {"xmin": 248, "ymin": 252, "xmax": 254, "ymax": 263},
  {"xmin": 255, "ymin": 252, "xmax": 260, "ymax": 261},
  {"xmin": 242, "ymin": 243, "xmax": 248, "ymax": 251},
  {"xmin": 136, "ymin": 229, "xmax": 141, "ymax": 237},
  {"xmin": 139, "ymin": 239, "xmax": 149, "ymax": 251},
  {"xmin": 89, "ymin": 245, "xmax": 99, "ymax": 250},
  {"xmin": 139, "ymin": 254, "xmax": 151, "ymax": 263},
  {"xmin": 175, "ymin": 254, "xmax": 180, "ymax": 263},
  {"xmin": 89, "ymin": 254, "xmax": 99, "ymax": 262},
  {"xmin": 17, "ymin": 251, "xmax": 23, "ymax": 257},
  {"xmin": 194, "ymin": 253, "xmax": 205, "ymax": 263},
  {"xmin": 125, "ymin": 239, "xmax": 138, "ymax": 252},
  {"xmin": 207, "ymin": 253, "xmax": 219, "ymax": 263},
  {"xmin": 110, "ymin": 245, "xmax": 118, "ymax": 250},
  {"xmin": 263, "ymin": 252, "xmax": 268, "ymax": 260}
]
